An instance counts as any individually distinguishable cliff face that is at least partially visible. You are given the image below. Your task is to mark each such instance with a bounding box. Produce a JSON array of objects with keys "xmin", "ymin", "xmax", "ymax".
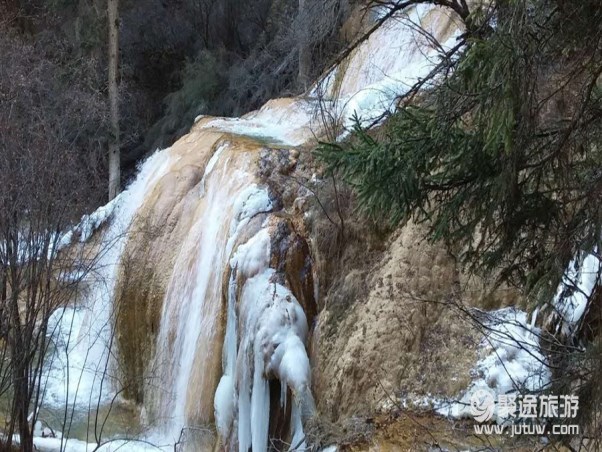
[
  {"xmin": 313, "ymin": 223, "xmax": 472, "ymax": 422},
  {"xmin": 309, "ymin": 217, "xmax": 524, "ymax": 427}
]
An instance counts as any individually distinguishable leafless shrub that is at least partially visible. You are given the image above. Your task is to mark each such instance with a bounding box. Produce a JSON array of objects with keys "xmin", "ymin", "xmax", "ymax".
[
  {"xmin": 305, "ymin": 414, "xmax": 375, "ymax": 449},
  {"xmin": 0, "ymin": 24, "xmax": 109, "ymax": 452}
]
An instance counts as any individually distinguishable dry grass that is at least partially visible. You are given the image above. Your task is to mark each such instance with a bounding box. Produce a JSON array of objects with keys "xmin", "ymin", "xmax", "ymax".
[{"xmin": 305, "ymin": 414, "xmax": 376, "ymax": 449}]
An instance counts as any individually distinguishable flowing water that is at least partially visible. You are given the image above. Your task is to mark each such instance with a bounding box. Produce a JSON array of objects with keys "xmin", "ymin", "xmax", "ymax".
[{"xmin": 37, "ymin": 6, "xmax": 462, "ymax": 451}]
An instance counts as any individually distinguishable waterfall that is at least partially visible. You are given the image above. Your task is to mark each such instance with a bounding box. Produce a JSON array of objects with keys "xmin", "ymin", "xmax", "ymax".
[
  {"xmin": 46, "ymin": 149, "xmax": 175, "ymax": 409},
  {"xmin": 148, "ymin": 145, "xmax": 273, "ymax": 442},
  {"xmin": 40, "ymin": 5, "xmax": 463, "ymax": 451},
  {"xmin": 139, "ymin": 139, "xmax": 316, "ymax": 450}
]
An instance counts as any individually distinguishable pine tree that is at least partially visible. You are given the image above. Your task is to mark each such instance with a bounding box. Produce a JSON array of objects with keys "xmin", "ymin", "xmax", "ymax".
[{"xmin": 317, "ymin": 0, "xmax": 602, "ymax": 297}]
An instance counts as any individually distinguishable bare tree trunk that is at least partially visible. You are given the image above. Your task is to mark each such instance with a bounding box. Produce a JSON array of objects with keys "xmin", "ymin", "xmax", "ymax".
[
  {"xmin": 107, "ymin": 0, "xmax": 120, "ymax": 201},
  {"xmin": 15, "ymin": 368, "xmax": 33, "ymax": 452},
  {"xmin": 8, "ymin": 285, "xmax": 34, "ymax": 452},
  {"xmin": 298, "ymin": 0, "xmax": 311, "ymax": 91}
]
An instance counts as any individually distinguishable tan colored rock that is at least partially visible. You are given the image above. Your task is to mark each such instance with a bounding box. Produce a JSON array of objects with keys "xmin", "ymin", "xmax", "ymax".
[{"xmin": 312, "ymin": 221, "xmax": 523, "ymax": 423}]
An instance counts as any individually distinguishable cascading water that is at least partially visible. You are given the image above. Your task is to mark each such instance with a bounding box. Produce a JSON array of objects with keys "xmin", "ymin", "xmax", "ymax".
[
  {"xmin": 135, "ymin": 137, "xmax": 317, "ymax": 451},
  {"xmin": 39, "ymin": 5, "xmax": 463, "ymax": 451},
  {"xmin": 46, "ymin": 149, "xmax": 175, "ymax": 410},
  {"xmin": 148, "ymin": 144, "xmax": 273, "ymax": 442}
]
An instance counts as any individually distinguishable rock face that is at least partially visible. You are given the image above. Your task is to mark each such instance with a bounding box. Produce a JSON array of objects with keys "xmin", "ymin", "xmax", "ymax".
[{"xmin": 311, "ymin": 221, "xmax": 523, "ymax": 425}]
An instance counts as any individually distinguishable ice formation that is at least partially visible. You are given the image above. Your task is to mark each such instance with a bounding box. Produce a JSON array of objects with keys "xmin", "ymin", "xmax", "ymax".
[
  {"xmin": 213, "ymin": 197, "xmax": 313, "ymax": 450},
  {"xmin": 551, "ymin": 252, "xmax": 601, "ymax": 338},
  {"xmin": 437, "ymin": 307, "xmax": 551, "ymax": 423},
  {"xmin": 230, "ymin": 267, "xmax": 312, "ymax": 452},
  {"xmin": 312, "ymin": 4, "xmax": 462, "ymax": 138},
  {"xmin": 75, "ymin": 195, "xmax": 121, "ymax": 243}
]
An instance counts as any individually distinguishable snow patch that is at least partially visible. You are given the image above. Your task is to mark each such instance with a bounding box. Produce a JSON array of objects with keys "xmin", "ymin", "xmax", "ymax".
[
  {"xmin": 320, "ymin": 447, "xmax": 338, "ymax": 452},
  {"xmin": 437, "ymin": 307, "xmax": 550, "ymax": 423}
]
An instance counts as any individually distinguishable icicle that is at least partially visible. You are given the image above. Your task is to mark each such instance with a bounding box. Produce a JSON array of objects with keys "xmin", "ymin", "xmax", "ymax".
[
  {"xmin": 250, "ymin": 348, "xmax": 270, "ymax": 452},
  {"xmin": 289, "ymin": 402, "xmax": 306, "ymax": 452},
  {"xmin": 214, "ymin": 272, "xmax": 238, "ymax": 439}
]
